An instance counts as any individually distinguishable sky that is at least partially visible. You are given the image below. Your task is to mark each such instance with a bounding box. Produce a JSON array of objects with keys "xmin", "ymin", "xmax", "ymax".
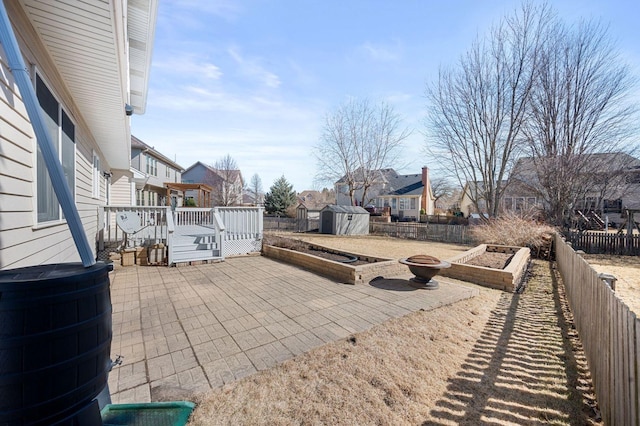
[{"xmin": 131, "ymin": 0, "xmax": 640, "ymax": 193}]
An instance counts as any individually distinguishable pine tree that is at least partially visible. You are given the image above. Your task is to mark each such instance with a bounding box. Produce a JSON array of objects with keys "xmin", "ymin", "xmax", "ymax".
[{"xmin": 264, "ymin": 176, "xmax": 296, "ymax": 215}]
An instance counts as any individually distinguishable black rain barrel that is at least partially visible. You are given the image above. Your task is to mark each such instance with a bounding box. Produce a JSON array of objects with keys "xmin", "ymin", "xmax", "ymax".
[{"xmin": 0, "ymin": 262, "xmax": 113, "ymax": 426}]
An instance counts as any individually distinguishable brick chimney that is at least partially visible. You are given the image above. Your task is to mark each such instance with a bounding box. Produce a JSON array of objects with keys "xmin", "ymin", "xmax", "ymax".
[{"xmin": 421, "ymin": 166, "xmax": 429, "ymax": 213}]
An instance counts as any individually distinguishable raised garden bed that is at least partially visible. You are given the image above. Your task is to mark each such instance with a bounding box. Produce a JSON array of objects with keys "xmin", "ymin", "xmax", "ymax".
[
  {"xmin": 262, "ymin": 240, "xmax": 402, "ymax": 285},
  {"xmin": 440, "ymin": 244, "xmax": 530, "ymax": 292}
]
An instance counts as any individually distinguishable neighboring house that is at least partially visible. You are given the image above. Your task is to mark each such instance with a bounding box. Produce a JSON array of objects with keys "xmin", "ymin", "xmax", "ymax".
[
  {"xmin": 435, "ymin": 188, "xmax": 462, "ymax": 214},
  {"xmin": 126, "ymin": 135, "xmax": 184, "ymax": 206},
  {"xmin": 509, "ymin": 153, "xmax": 640, "ymax": 224},
  {"xmin": 297, "ymin": 189, "xmax": 335, "ymax": 210},
  {"xmin": 182, "ymin": 161, "xmax": 244, "ymax": 206},
  {"xmin": 458, "ymin": 152, "xmax": 640, "ymax": 221},
  {"xmin": 375, "ymin": 167, "xmax": 436, "ymax": 220},
  {"xmin": 458, "ymin": 180, "xmax": 537, "ymax": 218},
  {"xmin": 335, "ymin": 168, "xmax": 398, "ymax": 206},
  {"xmin": 0, "ymin": 1, "xmax": 157, "ymax": 269},
  {"xmin": 242, "ymin": 190, "xmax": 262, "ymax": 206}
]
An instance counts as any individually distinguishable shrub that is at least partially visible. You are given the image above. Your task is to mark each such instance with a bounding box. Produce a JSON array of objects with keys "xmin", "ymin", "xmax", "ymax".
[{"xmin": 470, "ymin": 211, "xmax": 556, "ymax": 257}]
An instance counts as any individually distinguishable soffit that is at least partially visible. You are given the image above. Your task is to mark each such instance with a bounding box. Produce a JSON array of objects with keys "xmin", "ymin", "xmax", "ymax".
[{"xmin": 19, "ymin": 0, "xmax": 156, "ymax": 170}]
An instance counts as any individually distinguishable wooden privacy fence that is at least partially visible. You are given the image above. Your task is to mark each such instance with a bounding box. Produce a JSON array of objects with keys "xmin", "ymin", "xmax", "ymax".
[
  {"xmin": 264, "ymin": 217, "xmax": 297, "ymax": 231},
  {"xmin": 565, "ymin": 230, "xmax": 640, "ymax": 255},
  {"xmin": 555, "ymin": 234, "xmax": 639, "ymax": 425},
  {"xmin": 370, "ymin": 222, "xmax": 473, "ymax": 245}
]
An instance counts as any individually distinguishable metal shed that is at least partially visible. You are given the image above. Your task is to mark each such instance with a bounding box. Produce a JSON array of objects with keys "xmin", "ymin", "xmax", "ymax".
[{"xmin": 319, "ymin": 205, "xmax": 370, "ymax": 235}]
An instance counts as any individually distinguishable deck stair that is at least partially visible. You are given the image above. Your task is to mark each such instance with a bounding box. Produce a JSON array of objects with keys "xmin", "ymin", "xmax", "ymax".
[
  {"xmin": 171, "ymin": 228, "xmax": 222, "ymax": 263},
  {"xmin": 588, "ymin": 211, "xmax": 605, "ymax": 230}
]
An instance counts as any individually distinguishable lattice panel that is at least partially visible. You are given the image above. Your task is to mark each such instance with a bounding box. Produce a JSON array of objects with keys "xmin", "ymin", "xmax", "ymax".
[{"xmin": 223, "ymin": 238, "xmax": 262, "ymax": 257}]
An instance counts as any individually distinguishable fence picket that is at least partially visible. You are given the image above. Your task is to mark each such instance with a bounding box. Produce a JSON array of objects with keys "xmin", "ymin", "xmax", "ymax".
[
  {"xmin": 369, "ymin": 222, "xmax": 472, "ymax": 245},
  {"xmin": 567, "ymin": 231, "xmax": 640, "ymax": 255},
  {"xmin": 555, "ymin": 233, "xmax": 640, "ymax": 424}
]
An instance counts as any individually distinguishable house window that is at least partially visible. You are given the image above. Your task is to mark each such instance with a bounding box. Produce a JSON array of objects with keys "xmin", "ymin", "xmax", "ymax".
[
  {"xmin": 166, "ymin": 167, "xmax": 171, "ymax": 179},
  {"xmin": 36, "ymin": 74, "xmax": 75, "ymax": 223},
  {"xmin": 410, "ymin": 198, "xmax": 417, "ymax": 210},
  {"xmin": 92, "ymin": 151, "xmax": 100, "ymax": 198},
  {"xmin": 391, "ymin": 198, "xmax": 397, "ymax": 209},
  {"xmin": 399, "ymin": 198, "xmax": 410, "ymax": 210},
  {"xmin": 527, "ymin": 197, "xmax": 536, "ymax": 208},
  {"xmin": 504, "ymin": 197, "xmax": 513, "ymax": 210},
  {"xmin": 146, "ymin": 156, "xmax": 157, "ymax": 176},
  {"xmin": 604, "ymin": 199, "xmax": 622, "ymax": 213},
  {"xmin": 515, "ymin": 197, "xmax": 524, "ymax": 211}
]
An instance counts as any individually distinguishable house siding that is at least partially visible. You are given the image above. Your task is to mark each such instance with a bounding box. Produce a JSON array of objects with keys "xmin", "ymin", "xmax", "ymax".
[
  {"xmin": 0, "ymin": 5, "xmax": 108, "ymax": 269},
  {"xmin": 109, "ymin": 171, "xmax": 133, "ymax": 205},
  {"xmin": 131, "ymin": 143, "xmax": 183, "ymax": 206}
]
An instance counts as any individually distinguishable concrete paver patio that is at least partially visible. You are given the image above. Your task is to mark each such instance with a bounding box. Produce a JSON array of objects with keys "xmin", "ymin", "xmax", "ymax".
[{"xmin": 107, "ymin": 255, "xmax": 479, "ymax": 403}]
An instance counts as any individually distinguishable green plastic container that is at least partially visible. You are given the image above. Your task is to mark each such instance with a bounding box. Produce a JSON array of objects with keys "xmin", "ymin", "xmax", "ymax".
[{"xmin": 101, "ymin": 401, "xmax": 195, "ymax": 426}]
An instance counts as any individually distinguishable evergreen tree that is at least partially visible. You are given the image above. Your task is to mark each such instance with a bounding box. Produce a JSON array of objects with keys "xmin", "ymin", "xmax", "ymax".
[{"xmin": 264, "ymin": 175, "xmax": 297, "ymax": 215}]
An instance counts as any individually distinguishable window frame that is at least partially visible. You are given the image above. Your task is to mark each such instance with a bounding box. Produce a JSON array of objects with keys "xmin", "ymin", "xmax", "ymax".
[
  {"xmin": 92, "ymin": 151, "xmax": 101, "ymax": 199},
  {"xmin": 34, "ymin": 71, "xmax": 76, "ymax": 225}
]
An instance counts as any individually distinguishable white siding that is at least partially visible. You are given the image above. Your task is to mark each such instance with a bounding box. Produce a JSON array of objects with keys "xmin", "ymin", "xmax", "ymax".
[
  {"xmin": 109, "ymin": 171, "xmax": 133, "ymax": 206},
  {"xmin": 0, "ymin": 7, "xmax": 109, "ymax": 269}
]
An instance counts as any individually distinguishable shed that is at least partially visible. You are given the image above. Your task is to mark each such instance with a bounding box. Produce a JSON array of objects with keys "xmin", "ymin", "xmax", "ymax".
[{"xmin": 319, "ymin": 205, "xmax": 370, "ymax": 235}]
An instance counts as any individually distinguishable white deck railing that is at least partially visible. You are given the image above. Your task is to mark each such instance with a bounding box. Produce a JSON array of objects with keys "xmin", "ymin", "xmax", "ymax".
[
  {"xmin": 214, "ymin": 207, "xmax": 264, "ymax": 256},
  {"xmin": 99, "ymin": 205, "xmax": 264, "ymax": 262},
  {"xmin": 214, "ymin": 206, "xmax": 263, "ymax": 239},
  {"xmin": 99, "ymin": 205, "xmax": 170, "ymax": 250}
]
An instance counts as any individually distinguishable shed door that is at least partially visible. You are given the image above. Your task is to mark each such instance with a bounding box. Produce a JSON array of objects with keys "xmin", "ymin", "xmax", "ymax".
[{"xmin": 321, "ymin": 211, "xmax": 334, "ymax": 234}]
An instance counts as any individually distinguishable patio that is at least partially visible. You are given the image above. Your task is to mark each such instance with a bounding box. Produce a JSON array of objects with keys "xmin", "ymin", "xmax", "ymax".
[{"xmin": 107, "ymin": 256, "xmax": 479, "ymax": 403}]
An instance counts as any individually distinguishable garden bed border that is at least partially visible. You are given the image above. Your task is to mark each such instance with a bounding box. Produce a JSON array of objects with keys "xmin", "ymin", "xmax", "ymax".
[
  {"xmin": 262, "ymin": 243, "xmax": 403, "ymax": 285},
  {"xmin": 440, "ymin": 244, "xmax": 530, "ymax": 292}
]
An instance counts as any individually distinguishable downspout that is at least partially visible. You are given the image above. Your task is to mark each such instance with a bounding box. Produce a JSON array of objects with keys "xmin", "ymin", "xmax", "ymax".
[{"xmin": 0, "ymin": 1, "xmax": 95, "ymax": 267}]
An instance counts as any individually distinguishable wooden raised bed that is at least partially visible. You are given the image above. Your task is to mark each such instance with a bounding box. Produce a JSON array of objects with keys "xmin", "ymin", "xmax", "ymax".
[
  {"xmin": 440, "ymin": 244, "xmax": 530, "ymax": 292},
  {"xmin": 262, "ymin": 243, "xmax": 402, "ymax": 285}
]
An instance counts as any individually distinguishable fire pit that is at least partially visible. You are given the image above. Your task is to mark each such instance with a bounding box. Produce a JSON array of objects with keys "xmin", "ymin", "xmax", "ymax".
[{"xmin": 399, "ymin": 255, "xmax": 451, "ymax": 289}]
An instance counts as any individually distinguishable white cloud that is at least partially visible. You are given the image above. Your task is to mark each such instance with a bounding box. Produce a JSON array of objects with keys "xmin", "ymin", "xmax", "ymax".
[
  {"xmin": 228, "ymin": 46, "xmax": 281, "ymax": 89},
  {"xmin": 360, "ymin": 40, "xmax": 402, "ymax": 62},
  {"xmin": 153, "ymin": 55, "xmax": 223, "ymax": 81}
]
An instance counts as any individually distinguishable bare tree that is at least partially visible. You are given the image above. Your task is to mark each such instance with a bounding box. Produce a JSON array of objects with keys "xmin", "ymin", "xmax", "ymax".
[
  {"xmin": 430, "ymin": 176, "xmax": 456, "ymax": 205},
  {"xmin": 314, "ymin": 98, "xmax": 410, "ymax": 206},
  {"xmin": 426, "ymin": 2, "xmax": 549, "ymax": 218},
  {"xmin": 249, "ymin": 173, "xmax": 263, "ymax": 205},
  {"xmin": 208, "ymin": 154, "xmax": 243, "ymax": 206},
  {"xmin": 523, "ymin": 19, "xmax": 638, "ymax": 226}
]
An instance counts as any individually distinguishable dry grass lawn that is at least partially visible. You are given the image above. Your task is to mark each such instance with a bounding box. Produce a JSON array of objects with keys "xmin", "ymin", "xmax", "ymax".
[
  {"xmin": 582, "ymin": 254, "xmax": 640, "ymax": 315},
  {"xmin": 187, "ymin": 234, "xmax": 601, "ymax": 425}
]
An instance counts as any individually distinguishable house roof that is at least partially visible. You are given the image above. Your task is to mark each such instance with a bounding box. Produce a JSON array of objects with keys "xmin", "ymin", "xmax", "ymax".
[
  {"xmin": 321, "ymin": 205, "xmax": 369, "ymax": 214},
  {"xmin": 18, "ymin": 0, "xmax": 157, "ymax": 170},
  {"xmin": 372, "ymin": 173, "xmax": 425, "ymax": 197},
  {"xmin": 297, "ymin": 190, "xmax": 331, "ymax": 210},
  {"xmin": 335, "ymin": 168, "xmax": 398, "ymax": 185},
  {"xmin": 183, "ymin": 161, "xmax": 243, "ymax": 184},
  {"xmin": 511, "ymin": 152, "xmax": 640, "ymax": 184},
  {"xmin": 387, "ymin": 173, "xmax": 423, "ymax": 196},
  {"xmin": 131, "ymin": 135, "xmax": 184, "ymax": 171}
]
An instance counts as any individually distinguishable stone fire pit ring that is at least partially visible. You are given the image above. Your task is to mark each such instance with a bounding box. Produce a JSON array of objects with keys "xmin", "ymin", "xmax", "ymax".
[{"xmin": 399, "ymin": 255, "xmax": 451, "ymax": 290}]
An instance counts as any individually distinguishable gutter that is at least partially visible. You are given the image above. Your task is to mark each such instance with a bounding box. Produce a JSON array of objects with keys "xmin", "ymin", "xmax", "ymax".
[{"xmin": 0, "ymin": 1, "xmax": 95, "ymax": 267}]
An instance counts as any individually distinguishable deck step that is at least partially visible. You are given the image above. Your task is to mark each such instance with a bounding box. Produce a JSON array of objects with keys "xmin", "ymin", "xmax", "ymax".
[
  {"xmin": 172, "ymin": 250, "xmax": 221, "ymax": 263},
  {"xmin": 172, "ymin": 242, "xmax": 218, "ymax": 251}
]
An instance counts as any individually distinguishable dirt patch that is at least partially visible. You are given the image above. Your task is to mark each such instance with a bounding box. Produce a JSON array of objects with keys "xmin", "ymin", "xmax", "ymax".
[
  {"xmin": 263, "ymin": 234, "xmax": 369, "ymax": 265},
  {"xmin": 188, "ymin": 235, "xmax": 600, "ymax": 425},
  {"xmin": 273, "ymin": 232, "xmax": 470, "ymax": 261},
  {"xmin": 464, "ymin": 251, "xmax": 513, "ymax": 269}
]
